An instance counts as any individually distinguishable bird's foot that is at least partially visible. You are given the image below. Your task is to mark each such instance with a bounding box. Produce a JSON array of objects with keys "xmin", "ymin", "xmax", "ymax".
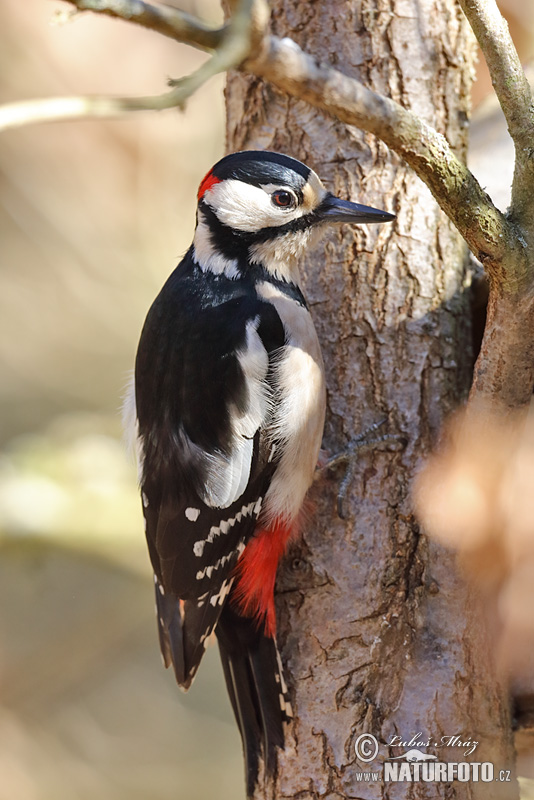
[{"xmin": 317, "ymin": 419, "xmax": 406, "ymax": 519}]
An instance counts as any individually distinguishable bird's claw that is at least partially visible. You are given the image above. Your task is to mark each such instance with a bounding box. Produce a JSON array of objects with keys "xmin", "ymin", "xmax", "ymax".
[{"xmin": 317, "ymin": 419, "xmax": 406, "ymax": 519}]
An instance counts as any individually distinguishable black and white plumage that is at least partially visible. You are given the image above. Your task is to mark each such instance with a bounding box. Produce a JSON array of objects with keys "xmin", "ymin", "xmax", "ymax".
[{"xmin": 130, "ymin": 150, "xmax": 394, "ymax": 794}]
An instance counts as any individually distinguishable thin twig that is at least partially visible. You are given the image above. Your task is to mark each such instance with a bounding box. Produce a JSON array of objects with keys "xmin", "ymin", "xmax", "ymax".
[
  {"xmin": 457, "ymin": 0, "xmax": 534, "ymax": 280},
  {"xmin": 63, "ymin": 0, "xmax": 224, "ymax": 51},
  {"xmin": 458, "ymin": 0, "xmax": 534, "ymax": 155},
  {"xmin": 0, "ymin": 0, "xmax": 254, "ymax": 132},
  {"xmin": 247, "ymin": 35, "xmax": 514, "ymax": 270},
  {"xmin": 0, "ymin": 0, "xmax": 520, "ymax": 278}
]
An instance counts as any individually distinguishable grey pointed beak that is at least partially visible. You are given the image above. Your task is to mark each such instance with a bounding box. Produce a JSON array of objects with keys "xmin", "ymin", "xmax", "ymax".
[{"xmin": 319, "ymin": 194, "xmax": 395, "ymax": 224}]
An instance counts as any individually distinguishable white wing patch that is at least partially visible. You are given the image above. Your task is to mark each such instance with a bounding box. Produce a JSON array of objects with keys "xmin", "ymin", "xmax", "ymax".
[
  {"xmin": 234, "ymin": 315, "xmax": 270, "ymax": 438},
  {"xmin": 201, "ymin": 315, "xmax": 270, "ymax": 509},
  {"xmin": 127, "ymin": 313, "xmax": 270, "ymax": 513}
]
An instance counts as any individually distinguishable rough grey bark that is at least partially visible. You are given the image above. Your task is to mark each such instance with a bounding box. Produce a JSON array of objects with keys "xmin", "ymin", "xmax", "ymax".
[{"xmin": 225, "ymin": 1, "xmax": 516, "ymax": 797}]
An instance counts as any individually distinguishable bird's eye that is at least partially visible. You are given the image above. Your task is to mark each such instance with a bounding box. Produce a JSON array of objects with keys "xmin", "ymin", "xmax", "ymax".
[{"xmin": 271, "ymin": 190, "xmax": 296, "ymax": 209}]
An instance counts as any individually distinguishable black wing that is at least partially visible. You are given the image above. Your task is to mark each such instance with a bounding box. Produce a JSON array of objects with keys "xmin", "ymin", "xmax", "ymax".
[{"xmin": 135, "ymin": 249, "xmax": 285, "ymax": 687}]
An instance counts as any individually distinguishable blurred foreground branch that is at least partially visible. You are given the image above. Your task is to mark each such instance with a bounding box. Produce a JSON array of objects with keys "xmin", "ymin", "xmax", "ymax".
[{"xmin": 415, "ymin": 406, "xmax": 534, "ymax": 683}]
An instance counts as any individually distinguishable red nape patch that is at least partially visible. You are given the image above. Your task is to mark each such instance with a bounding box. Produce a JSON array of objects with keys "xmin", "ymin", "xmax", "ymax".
[
  {"xmin": 197, "ymin": 168, "xmax": 221, "ymax": 201},
  {"xmin": 232, "ymin": 519, "xmax": 293, "ymax": 638}
]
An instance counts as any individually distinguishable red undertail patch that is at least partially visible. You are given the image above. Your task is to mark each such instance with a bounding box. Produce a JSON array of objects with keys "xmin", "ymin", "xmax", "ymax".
[
  {"xmin": 197, "ymin": 168, "xmax": 221, "ymax": 201},
  {"xmin": 232, "ymin": 518, "xmax": 293, "ymax": 638}
]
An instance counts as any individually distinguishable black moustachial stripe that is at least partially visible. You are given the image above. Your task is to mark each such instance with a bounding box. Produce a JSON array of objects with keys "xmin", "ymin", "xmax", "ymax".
[{"xmin": 195, "ymin": 205, "xmax": 309, "ymax": 309}]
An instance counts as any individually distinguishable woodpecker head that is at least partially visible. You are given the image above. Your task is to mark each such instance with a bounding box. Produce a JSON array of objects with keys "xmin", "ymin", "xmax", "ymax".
[{"xmin": 193, "ymin": 150, "xmax": 395, "ymax": 281}]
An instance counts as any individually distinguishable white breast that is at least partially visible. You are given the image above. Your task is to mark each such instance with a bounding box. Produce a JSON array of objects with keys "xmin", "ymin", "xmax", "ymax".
[{"xmin": 256, "ymin": 281, "xmax": 326, "ymax": 525}]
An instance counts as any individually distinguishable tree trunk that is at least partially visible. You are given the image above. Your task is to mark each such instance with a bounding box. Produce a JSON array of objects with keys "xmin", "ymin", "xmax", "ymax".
[{"xmin": 226, "ymin": 1, "xmax": 516, "ymax": 797}]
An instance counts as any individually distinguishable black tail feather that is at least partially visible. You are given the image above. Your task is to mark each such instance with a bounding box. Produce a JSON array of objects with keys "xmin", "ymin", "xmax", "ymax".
[
  {"xmin": 216, "ymin": 603, "xmax": 291, "ymax": 796},
  {"xmin": 155, "ymin": 577, "xmax": 229, "ymax": 689},
  {"xmin": 219, "ymin": 642, "xmax": 262, "ymax": 795},
  {"xmin": 155, "ymin": 582, "xmax": 186, "ymax": 684}
]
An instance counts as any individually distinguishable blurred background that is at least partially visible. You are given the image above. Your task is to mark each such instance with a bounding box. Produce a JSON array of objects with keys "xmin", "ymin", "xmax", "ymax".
[
  {"xmin": 1, "ymin": 1, "xmax": 534, "ymax": 799},
  {"xmin": 0, "ymin": 1, "xmax": 242, "ymax": 798}
]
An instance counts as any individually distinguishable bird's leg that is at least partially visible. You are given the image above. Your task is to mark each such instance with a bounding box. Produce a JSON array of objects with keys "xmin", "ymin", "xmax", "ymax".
[{"xmin": 317, "ymin": 419, "xmax": 406, "ymax": 519}]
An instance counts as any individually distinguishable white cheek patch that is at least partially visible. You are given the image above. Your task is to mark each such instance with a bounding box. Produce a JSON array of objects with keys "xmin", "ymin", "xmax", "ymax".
[{"xmin": 205, "ymin": 180, "xmax": 302, "ymax": 232}]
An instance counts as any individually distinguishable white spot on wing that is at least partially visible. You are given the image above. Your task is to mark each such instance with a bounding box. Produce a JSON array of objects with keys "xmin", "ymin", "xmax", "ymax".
[
  {"xmin": 275, "ymin": 647, "xmax": 289, "ymax": 695},
  {"xmin": 199, "ymin": 624, "xmax": 216, "ymax": 646},
  {"xmin": 234, "ymin": 316, "xmax": 270, "ymax": 439},
  {"xmin": 192, "ymin": 501, "xmax": 260, "ymax": 557},
  {"xmin": 209, "ymin": 577, "xmax": 234, "ymax": 607},
  {"xmin": 281, "ymin": 696, "xmax": 294, "ymax": 718},
  {"xmin": 274, "ymin": 646, "xmax": 293, "ymax": 718},
  {"xmin": 195, "ymin": 540, "xmax": 246, "ymax": 580},
  {"xmin": 185, "ymin": 507, "xmax": 200, "ymax": 522}
]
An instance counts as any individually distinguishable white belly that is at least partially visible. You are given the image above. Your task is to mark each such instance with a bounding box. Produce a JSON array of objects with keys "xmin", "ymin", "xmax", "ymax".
[{"xmin": 257, "ymin": 281, "xmax": 326, "ymax": 525}]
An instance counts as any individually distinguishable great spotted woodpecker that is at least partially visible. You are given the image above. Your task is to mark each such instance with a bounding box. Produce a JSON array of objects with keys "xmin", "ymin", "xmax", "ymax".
[{"xmin": 131, "ymin": 150, "xmax": 394, "ymax": 794}]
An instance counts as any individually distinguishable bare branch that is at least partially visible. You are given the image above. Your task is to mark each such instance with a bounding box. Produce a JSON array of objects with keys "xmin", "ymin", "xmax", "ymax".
[
  {"xmin": 458, "ymin": 0, "xmax": 534, "ymax": 155},
  {"xmin": 0, "ymin": 78, "xmax": 207, "ymax": 130},
  {"xmin": 0, "ymin": 0, "xmax": 255, "ymax": 132},
  {"xmin": 62, "ymin": 0, "xmax": 224, "ymax": 51},
  {"xmin": 247, "ymin": 36, "xmax": 514, "ymax": 271},
  {"xmin": 0, "ymin": 96, "xmax": 148, "ymax": 129},
  {"xmin": 0, "ymin": 0, "xmax": 522, "ymax": 280},
  {"xmin": 458, "ymin": 0, "xmax": 534, "ymax": 256}
]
